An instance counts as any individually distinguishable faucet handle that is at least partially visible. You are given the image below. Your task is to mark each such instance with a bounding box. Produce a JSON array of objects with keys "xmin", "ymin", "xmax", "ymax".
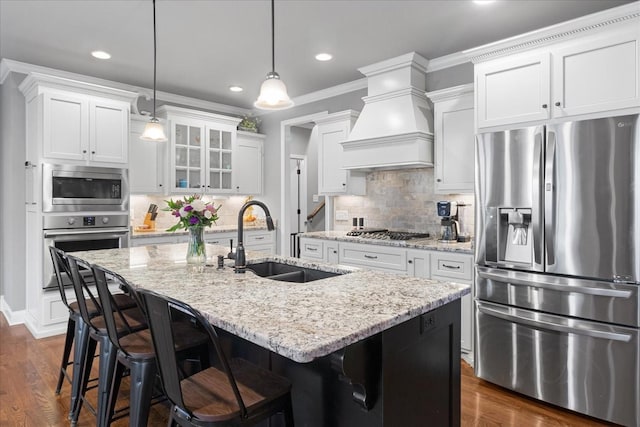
[{"xmin": 227, "ymin": 239, "xmax": 235, "ymax": 259}]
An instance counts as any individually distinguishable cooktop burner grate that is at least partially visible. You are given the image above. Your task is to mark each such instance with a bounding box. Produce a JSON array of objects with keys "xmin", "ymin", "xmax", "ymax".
[{"xmin": 347, "ymin": 230, "xmax": 430, "ymax": 240}]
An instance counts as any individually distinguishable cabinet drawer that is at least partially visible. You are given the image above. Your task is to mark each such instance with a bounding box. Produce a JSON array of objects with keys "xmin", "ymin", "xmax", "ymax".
[
  {"xmin": 205, "ymin": 232, "xmax": 234, "ymax": 246},
  {"xmin": 244, "ymin": 231, "xmax": 273, "ymax": 246},
  {"xmin": 340, "ymin": 243, "xmax": 407, "ymax": 272},
  {"xmin": 430, "ymin": 252, "xmax": 472, "ymax": 282},
  {"xmin": 130, "ymin": 235, "xmax": 180, "ymax": 247},
  {"xmin": 299, "ymin": 238, "xmax": 324, "ymax": 261}
]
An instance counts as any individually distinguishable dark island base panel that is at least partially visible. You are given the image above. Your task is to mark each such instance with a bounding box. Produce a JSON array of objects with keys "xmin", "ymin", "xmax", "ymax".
[{"xmin": 219, "ymin": 299, "xmax": 461, "ymax": 427}]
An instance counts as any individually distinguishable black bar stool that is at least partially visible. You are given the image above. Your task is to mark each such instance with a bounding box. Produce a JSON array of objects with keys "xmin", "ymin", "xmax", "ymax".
[
  {"xmin": 66, "ymin": 254, "xmax": 146, "ymax": 427},
  {"xmin": 48, "ymin": 246, "xmax": 135, "ymax": 420},
  {"xmin": 92, "ymin": 264, "xmax": 209, "ymax": 426},
  {"xmin": 138, "ymin": 288, "xmax": 294, "ymax": 427}
]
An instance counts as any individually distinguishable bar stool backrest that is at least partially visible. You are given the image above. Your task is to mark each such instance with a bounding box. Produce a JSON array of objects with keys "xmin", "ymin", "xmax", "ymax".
[
  {"xmin": 138, "ymin": 289, "xmax": 250, "ymax": 419},
  {"xmin": 67, "ymin": 255, "xmax": 103, "ymax": 331},
  {"xmin": 91, "ymin": 265, "xmax": 139, "ymax": 354},
  {"xmin": 49, "ymin": 246, "xmax": 73, "ymax": 310}
]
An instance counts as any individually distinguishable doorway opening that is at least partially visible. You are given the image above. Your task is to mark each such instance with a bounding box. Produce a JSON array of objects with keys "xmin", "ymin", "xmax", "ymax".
[{"xmin": 280, "ymin": 112, "xmax": 328, "ymax": 257}]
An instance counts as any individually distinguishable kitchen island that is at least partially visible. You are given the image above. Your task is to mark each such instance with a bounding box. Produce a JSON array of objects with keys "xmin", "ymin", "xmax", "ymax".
[{"xmin": 73, "ymin": 243, "xmax": 470, "ymax": 426}]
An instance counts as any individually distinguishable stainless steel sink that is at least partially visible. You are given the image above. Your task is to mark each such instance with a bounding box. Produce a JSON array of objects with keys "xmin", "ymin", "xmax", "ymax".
[{"xmin": 246, "ymin": 261, "xmax": 340, "ymax": 283}]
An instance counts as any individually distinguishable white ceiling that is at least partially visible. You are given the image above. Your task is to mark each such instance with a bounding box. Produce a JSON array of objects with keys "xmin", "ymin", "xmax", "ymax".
[{"xmin": 0, "ymin": 0, "xmax": 633, "ymax": 110}]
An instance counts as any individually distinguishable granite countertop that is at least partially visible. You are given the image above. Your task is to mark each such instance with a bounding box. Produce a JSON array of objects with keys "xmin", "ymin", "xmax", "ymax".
[
  {"xmin": 130, "ymin": 224, "xmax": 269, "ymax": 239},
  {"xmin": 299, "ymin": 231, "xmax": 474, "ymax": 254},
  {"xmin": 71, "ymin": 243, "xmax": 469, "ymax": 363}
]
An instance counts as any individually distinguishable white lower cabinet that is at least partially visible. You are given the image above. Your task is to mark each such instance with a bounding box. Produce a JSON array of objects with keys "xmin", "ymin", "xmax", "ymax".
[
  {"xmin": 406, "ymin": 249, "xmax": 430, "ymax": 278},
  {"xmin": 129, "ymin": 234, "xmax": 179, "ymax": 248},
  {"xmin": 339, "ymin": 242, "xmax": 407, "ymax": 273},
  {"xmin": 131, "ymin": 230, "xmax": 274, "ymax": 254},
  {"xmin": 244, "ymin": 230, "xmax": 275, "ymax": 254},
  {"xmin": 299, "ymin": 237, "xmax": 339, "ymax": 263},
  {"xmin": 300, "ymin": 237, "xmax": 474, "ymax": 354},
  {"xmin": 429, "ymin": 251, "xmax": 474, "ymax": 354}
]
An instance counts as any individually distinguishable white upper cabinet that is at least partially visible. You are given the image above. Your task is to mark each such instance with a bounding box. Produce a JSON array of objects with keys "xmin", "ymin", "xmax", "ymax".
[
  {"xmin": 233, "ymin": 131, "xmax": 264, "ymax": 195},
  {"xmin": 159, "ymin": 106, "xmax": 240, "ymax": 195},
  {"xmin": 474, "ymin": 16, "xmax": 639, "ymax": 130},
  {"xmin": 129, "ymin": 115, "xmax": 166, "ymax": 194},
  {"xmin": 315, "ymin": 110, "xmax": 366, "ymax": 195},
  {"xmin": 20, "ymin": 74, "xmax": 136, "ymax": 166},
  {"xmin": 427, "ymin": 84, "xmax": 475, "ymax": 194},
  {"xmin": 476, "ymin": 52, "xmax": 551, "ymax": 128},
  {"xmin": 552, "ymin": 28, "xmax": 640, "ymax": 118}
]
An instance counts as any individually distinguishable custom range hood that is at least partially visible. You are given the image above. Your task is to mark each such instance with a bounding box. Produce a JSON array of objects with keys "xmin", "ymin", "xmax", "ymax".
[{"xmin": 341, "ymin": 52, "xmax": 434, "ymax": 170}]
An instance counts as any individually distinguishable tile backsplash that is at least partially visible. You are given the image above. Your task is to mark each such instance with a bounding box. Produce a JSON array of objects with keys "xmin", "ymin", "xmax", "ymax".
[
  {"xmin": 130, "ymin": 194, "xmax": 257, "ymax": 230},
  {"xmin": 333, "ymin": 168, "xmax": 474, "ymax": 238}
]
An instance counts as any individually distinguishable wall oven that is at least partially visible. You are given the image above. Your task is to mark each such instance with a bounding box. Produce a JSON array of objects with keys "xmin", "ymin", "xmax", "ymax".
[
  {"xmin": 43, "ymin": 214, "xmax": 129, "ymax": 289},
  {"xmin": 42, "ymin": 163, "xmax": 128, "ymax": 212}
]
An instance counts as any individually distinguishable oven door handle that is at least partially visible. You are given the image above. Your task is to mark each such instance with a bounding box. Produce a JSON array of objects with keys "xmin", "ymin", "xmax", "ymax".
[
  {"xmin": 44, "ymin": 228, "xmax": 129, "ymax": 240},
  {"xmin": 477, "ymin": 301, "xmax": 633, "ymax": 342}
]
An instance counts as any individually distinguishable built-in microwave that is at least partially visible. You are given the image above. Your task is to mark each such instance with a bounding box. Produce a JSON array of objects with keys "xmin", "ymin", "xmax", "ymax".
[{"xmin": 42, "ymin": 163, "xmax": 129, "ymax": 212}]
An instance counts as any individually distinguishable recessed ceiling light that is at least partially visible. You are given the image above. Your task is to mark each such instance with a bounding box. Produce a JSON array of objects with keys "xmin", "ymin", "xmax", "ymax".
[
  {"xmin": 91, "ymin": 50, "xmax": 111, "ymax": 59},
  {"xmin": 315, "ymin": 53, "xmax": 333, "ymax": 61},
  {"xmin": 473, "ymin": 0, "xmax": 495, "ymax": 4},
  {"xmin": 229, "ymin": 86, "xmax": 244, "ymax": 92}
]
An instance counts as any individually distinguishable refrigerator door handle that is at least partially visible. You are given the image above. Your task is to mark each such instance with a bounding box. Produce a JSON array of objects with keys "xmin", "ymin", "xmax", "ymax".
[
  {"xmin": 477, "ymin": 302, "xmax": 633, "ymax": 342},
  {"xmin": 544, "ymin": 130, "xmax": 556, "ymax": 267},
  {"xmin": 477, "ymin": 268, "xmax": 633, "ymax": 298},
  {"xmin": 532, "ymin": 127, "xmax": 544, "ymax": 268}
]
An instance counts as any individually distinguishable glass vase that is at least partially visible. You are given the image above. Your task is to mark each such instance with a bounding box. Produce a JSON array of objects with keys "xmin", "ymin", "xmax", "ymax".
[{"xmin": 186, "ymin": 226, "xmax": 206, "ymax": 265}]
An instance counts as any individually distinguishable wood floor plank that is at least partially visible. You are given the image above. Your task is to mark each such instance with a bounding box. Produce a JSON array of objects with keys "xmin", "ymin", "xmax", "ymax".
[{"xmin": 0, "ymin": 313, "xmax": 617, "ymax": 426}]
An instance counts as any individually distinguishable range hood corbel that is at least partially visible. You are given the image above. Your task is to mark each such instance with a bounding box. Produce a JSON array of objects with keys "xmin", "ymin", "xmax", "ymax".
[{"xmin": 341, "ymin": 52, "xmax": 434, "ymax": 170}]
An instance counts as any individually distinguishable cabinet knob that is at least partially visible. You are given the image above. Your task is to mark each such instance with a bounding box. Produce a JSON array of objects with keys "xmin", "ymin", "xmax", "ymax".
[
  {"xmin": 555, "ymin": 101, "xmax": 561, "ymax": 107},
  {"xmin": 436, "ymin": 178, "xmax": 442, "ymax": 182},
  {"xmin": 82, "ymin": 150, "xmax": 87, "ymax": 153},
  {"xmin": 159, "ymin": 184, "xmax": 163, "ymax": 187},
  {"xmin": 408, "ymin": 260, "xmax": 413, "ymax": 264},
  {"xmin": 91, "ymin": 151, "xmax": 95, "ymax": 154},
  {"xmin": 342, "ymin": 183, "xmax": 346, "ymax": 186},
  {"xmin": 542, "ymin": 104, "xmax": 548, "ymax": 109},
  {"xmin": 333, "ymin": 250, "xmax": 337, "ymax": 254}
]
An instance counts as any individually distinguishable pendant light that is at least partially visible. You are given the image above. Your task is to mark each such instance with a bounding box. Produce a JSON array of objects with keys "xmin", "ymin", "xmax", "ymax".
[
  {"xmin": 254, "ymin": 0, "xmax": 294, "ymax": 110},
  {"xmin": 141, "ymin": 0, "xmax": 167, "ymax": 141}
]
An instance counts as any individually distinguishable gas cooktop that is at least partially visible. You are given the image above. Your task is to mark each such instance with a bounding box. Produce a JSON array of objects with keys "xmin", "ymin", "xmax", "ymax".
[{"xmin": 346, "ymin": 229, "xmax": 431, "ymax": 241}]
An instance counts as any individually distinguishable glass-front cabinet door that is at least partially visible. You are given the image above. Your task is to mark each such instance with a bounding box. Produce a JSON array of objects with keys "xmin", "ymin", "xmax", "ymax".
[
  {"xmin": 172, "ymin": 121, "xmax": 204, "ymax": 192},
  {"xmin": 206, "ymin": 127, "xmax": 233, "ymax": 191}
]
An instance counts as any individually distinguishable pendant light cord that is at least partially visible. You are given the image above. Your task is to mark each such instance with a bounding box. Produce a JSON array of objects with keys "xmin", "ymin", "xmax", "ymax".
[
  {"xmin": 271, "ymin": 0, "xmax": 275, "ymax": 73},
  {"xmin": 152, "ymin": 0, "xmax": 158, "ymax": 119}
]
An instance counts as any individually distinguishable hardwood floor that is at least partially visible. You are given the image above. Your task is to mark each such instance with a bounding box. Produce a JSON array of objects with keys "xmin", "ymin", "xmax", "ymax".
[{"xmin": 0, "ymin": 313, "xmax": 614, "ymax": 426}]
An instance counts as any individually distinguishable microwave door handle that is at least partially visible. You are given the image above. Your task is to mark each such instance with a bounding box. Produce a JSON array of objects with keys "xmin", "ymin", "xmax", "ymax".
[
  {"xmin": 545, "ymin": 129, "xmax": 556, "ymax": 267},
  {"xmin": 477, "ymin": 302, "xmax": 632, "ymax": 342},
  {"xmin": 532, "ymin": 127, "xmax": 544, "ymax": 268}
]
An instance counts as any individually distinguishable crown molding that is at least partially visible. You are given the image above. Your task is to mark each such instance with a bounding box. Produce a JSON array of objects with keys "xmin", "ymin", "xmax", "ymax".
[
  {"xmin": 464, "ymin": 2, "xmax": 640, "ymax": 63},
  {"xmin": 286, "ymin": 78, "xmax": 368, "ymax": 110},
  {"xmin": 426, "ymin": 51, "xmax": 469, "ymax": 73},
  {"xmin": 426, "ymin": 83, "xmax": 474, "ymax": 102},
  {"xmin": 0, "ymin": 58, "xmax": 252, "ymax": 116}
]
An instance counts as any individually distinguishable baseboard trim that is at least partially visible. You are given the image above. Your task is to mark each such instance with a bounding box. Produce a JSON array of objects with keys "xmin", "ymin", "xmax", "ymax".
[{"xmin": 0, "ymin": 296, "xmax": 26, "ymax": 325}]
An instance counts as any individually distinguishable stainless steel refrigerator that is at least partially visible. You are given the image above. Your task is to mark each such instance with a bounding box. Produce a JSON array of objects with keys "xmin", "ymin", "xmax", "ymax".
[{"xmin": 475, "ymin": 114, "xmax": 639, "ymax": 427}]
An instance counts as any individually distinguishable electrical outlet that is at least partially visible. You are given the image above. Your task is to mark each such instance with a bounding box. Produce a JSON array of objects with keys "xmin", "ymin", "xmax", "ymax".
[
  {"xmin": 335, "ymin": 210, "xmax": 349, "ymax": 221},
  {"xmin": 312, "ymin": 194, "xmax": 319, "ymax": 202}
]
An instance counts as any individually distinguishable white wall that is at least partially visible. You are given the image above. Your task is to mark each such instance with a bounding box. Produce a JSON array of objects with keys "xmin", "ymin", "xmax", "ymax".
[{"xmin": 0, "ymin": 73, "xmax": 27, "ymax": 312}]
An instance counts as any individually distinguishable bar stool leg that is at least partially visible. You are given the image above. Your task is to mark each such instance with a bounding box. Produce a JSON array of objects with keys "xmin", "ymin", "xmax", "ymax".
[
  {"xmin": 96, "ymin": 335, "xmax": 118, "ymax": 427},
  {"xmin": 128, "ymin": 360, "xmax": 157, "ymax": 427},
  {"xmin": 71, "ymin": 334, "xmax": 97, "ymax": 425},
  {"xmin": 56, "ymin": 315, "xmax": 75, "ymax": 394}
]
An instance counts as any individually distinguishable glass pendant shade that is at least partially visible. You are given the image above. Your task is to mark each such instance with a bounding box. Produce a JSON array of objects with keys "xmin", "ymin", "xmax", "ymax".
[
  {"xmin": 140, "ymin": 118, "xmax": 167, "ymax": 141},
  {"xmin": 254, "ymin": 71, "xmax": 294, "ymax": 110}
]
